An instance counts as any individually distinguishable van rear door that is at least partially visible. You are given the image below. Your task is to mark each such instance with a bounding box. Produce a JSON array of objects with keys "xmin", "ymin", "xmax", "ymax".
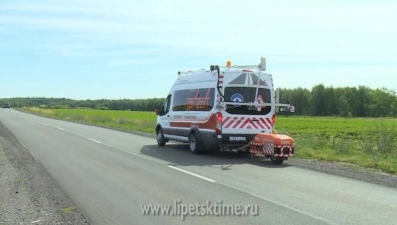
[
  {"xmin": 223, "ymin": 86, "xmax": 273, "ymax": 132},
  {"xmin": 220, "ymin": 85, "xmax": 274, "ymax": 145}
]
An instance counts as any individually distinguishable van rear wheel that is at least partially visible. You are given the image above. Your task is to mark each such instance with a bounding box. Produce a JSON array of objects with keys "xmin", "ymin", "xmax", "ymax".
[{"xmin": 189, "ymin": 132, "xmax": 201, "ymax": 154}]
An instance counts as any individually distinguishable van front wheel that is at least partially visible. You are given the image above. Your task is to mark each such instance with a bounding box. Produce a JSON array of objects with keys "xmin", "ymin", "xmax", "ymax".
[
  {"xmin": 157, "ymin": 129, "xmax": 166, "ymax": 146},
  {"xmin": 189, "ymin": 132, "xmax": 201, "ymax": 154}
]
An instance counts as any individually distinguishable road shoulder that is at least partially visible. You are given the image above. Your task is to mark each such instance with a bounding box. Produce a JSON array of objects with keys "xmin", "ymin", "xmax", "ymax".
[
  {"xmin": 0, "ymin": 122, "xmax": 90, "ymax": 225},
  {"xmin": 287, "ymin": 158, "xmax": 397, "ymax": 189}
]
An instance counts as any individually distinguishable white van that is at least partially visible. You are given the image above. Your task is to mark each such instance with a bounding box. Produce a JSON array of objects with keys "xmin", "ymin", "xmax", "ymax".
[{"xmin": 155, "ymin": 57, "xmax": 291, "ymax": 154}]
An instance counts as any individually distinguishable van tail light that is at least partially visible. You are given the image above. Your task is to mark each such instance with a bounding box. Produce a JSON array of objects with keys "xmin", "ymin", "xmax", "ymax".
[
  {"xmin": 272, "ymin": 114, "xmax": 276, "ymax": 125},
  {"xmin": 216, "ymin": 112, "xmax": 222, "ymax": 134}
]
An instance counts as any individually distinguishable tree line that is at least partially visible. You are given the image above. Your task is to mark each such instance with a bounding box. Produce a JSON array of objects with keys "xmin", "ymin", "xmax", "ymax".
[
  {"xmin": 0, "ymin": 97, "xmax": 165, "ymax": 112},
  {"xmin": 277, "ymin": 85, "xmax": 397, "ymax": 117},
  {"xmin": 1, "ymin": 85, "xmax": 396, "ymax": 117}
]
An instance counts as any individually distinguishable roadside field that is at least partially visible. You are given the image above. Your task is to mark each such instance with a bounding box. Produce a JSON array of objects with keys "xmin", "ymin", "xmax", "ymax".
[
  {"xmin": 21, "ymin": 108, "xmax": 397, "ymax": 174},
  {"xmin": 24, "ymin": 107, "xmax": 157, "ymax": 133}
]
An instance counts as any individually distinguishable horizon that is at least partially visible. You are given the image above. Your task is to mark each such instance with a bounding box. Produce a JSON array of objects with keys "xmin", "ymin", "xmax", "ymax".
[
  {"xmin": 1, "ymin": 83, "xmax": 394, "ymax": 101},
  {"xmin": 1, "ymin": 1, "xmax": 397, "ymax": 100}
]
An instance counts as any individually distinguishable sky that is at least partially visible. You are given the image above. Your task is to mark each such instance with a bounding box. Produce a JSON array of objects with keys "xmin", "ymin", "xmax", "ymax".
[{"xmin": 0, "ymin": 0, "xmax": 396, "ymax": 100}]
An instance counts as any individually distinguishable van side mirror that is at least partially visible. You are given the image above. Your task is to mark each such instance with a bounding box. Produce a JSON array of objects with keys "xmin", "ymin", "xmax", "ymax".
[
  {"xmin": 155, "ymin": 107, "xmax": 161, "ymax": 115},
  {"xmin": 155, "ymin": 106, "xmax": 165, "ymax": 116}
]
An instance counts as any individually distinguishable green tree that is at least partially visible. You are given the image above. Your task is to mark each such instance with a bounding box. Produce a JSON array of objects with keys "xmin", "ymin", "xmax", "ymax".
[{"xmin": 310, "ymin": 84, "xmax": 326, "ymax": 116}]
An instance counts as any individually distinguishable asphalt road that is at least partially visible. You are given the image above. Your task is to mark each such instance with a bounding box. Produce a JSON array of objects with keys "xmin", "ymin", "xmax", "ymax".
[{"xmin": 1, "ymin": 109, "xmax": 396, "ymax": 225}]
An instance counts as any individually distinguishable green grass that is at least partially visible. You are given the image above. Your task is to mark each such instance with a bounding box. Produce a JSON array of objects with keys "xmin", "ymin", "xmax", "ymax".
[
  {"xmin": 20, "ymin": 108, "xmax": 397, "ymax": 174},
  {"xmin": 22, "ymin": 107, "xmax": 157, "ymax": 133},
  {"xmin": 275, "ymin": 116, "xmax": 397, "ymax": 139},
  {"xmin": 61, "ymin": 206, "xmax": 76, "ymax": 214},
  {"xmin": 275, "ymin": 116, "xmax": 397, "ymax": 174},
  {"xmin": 15, "ymin": 177, "xmax": 24, "ymax": 184}
]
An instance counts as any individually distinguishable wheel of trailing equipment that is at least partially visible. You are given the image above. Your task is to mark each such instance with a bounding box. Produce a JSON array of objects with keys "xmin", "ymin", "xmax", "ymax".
[
  {"xmin": 156, "ymin": 128, "xmax": 166, "ymax": 146},
  {"xmin": 189, "ymin": 132, "xmax": 201, "ymax": 154},
  {"xmin": 270, "ymin": 156, "xmax": 284, "ymax": 165}
]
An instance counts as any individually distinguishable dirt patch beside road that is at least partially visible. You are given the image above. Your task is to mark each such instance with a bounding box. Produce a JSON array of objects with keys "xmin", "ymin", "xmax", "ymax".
[{"xmin": 0, "ymin": 122, "xmax": 90, "ymax": 225}]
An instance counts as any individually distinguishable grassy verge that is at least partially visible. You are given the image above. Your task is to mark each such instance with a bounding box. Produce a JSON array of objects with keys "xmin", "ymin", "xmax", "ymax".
[
  {"xmin": 20, "ymin": 107, "xmax": 156, "ymax": 134},
  {"xmin": 275, "ymin": 116, "xmax": 397, "ymax": 174},
  {"xmin": 19, "ymin": 108, "xmax": 397, "ymax": 174}
]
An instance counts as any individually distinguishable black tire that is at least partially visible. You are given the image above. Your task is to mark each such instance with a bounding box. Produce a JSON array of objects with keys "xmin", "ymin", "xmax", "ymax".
[
  {"xmin": 189, "ymin": 132, "xmax": 201, "ymax": 154},
  {"xmin": 156, "ymin": 128, "xmax": 166, "ymax": 146},
  {"xmin": 270, "ymin": 156, "xmax": 284, "ymax": 165}
]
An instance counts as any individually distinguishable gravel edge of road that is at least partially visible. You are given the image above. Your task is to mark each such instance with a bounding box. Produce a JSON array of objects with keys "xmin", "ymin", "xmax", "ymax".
[
  {"xmin": 0, "ymin": 121, "xmax": 90, "ymax": 225},
  {"xmin": 285, "ymin": 158, "xmax": 397, "ymax": 189}
]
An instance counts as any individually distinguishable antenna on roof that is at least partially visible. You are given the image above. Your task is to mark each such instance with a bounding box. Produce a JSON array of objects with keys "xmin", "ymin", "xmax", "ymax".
[
  {"xmin": 254, "ymin": 56, "xmax": 266, "ymax": 110},
  {"xmin": 260, "ymin": 57, "xmax": 266, "ymax": 71}
]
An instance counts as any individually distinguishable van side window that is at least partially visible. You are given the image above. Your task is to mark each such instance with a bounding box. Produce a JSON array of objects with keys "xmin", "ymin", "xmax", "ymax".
[
  {"xmin": 172, "ymin": 88, "xmax": 215, "ymax": 111},
  {"xmin": 163, "ymin": 95, "xmax": 171, "ymax": 114}
]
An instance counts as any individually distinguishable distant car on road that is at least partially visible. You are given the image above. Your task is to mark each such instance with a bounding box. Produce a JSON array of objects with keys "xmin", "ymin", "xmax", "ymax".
[{"xmin": 3, "ymin": 103, "xmax": 10, "ymax": 108}]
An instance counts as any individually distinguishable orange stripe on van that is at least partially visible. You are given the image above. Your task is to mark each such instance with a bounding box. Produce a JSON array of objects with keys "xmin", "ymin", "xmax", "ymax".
[{"xmin": 170, "ymin": 113, "xmax": 217, "ymax": 130}]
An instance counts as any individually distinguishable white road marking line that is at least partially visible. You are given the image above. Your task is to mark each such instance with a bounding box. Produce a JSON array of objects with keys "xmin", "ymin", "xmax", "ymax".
[
  {"xmin": 250, "ymin": 193, "xmax": 263, "ymax": 198},
  {"xmin": 168, "ymin": 165, "xmax": 216, "ymax": 183},
  {"xmin": 102, "ymin": 144, "xmax": 164, "ymax": 164},
  {"xmin": 88, "ymin": 138, "xmax": 102, "ymax": 144},
  {"xmin": 57, "ymin": 127, "xmax": 66, "ymax": 131},
  {"xmin": 20, "ymin": 141, "xmax": 28, "ymax": 149},
  {"xmin": 40, "ymin": 122, "xmax": 47, "ymax": 125}
]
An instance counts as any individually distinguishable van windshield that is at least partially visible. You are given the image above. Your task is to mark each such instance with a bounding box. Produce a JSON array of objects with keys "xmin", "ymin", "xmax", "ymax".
[{"xmin": 224, "ymin": 87, "xmax": 271, "ymax": 115}]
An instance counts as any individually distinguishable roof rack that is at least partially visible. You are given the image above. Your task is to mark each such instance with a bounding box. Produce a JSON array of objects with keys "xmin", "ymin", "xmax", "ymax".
[
  {"xmin": 219, "ymin": 65, "xmax": 261, "ymax": 71},
  {"xmin": 221, "ymin": 57, "xmax": 266, "ymax": 71},
  {"xmin": 177, "ymin": 57, "xmax": 266, "ymax": 75},
  {"xmin": 177, "ymin": 69, "xmax": 207, "ymax": 76}
]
